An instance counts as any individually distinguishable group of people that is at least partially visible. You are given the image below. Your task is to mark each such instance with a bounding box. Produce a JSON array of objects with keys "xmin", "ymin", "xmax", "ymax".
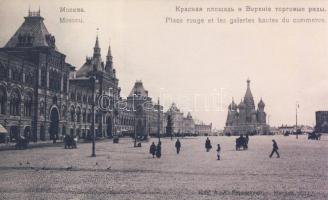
[
  {"xmin": 149, "ymin": 137, "xmax": 280, "ymax": 160},
  {"xmin": 205, "ymin": 137, "xmax": 221, "ymax": 160},
  {"xmin": 149, "ymin": 141, "xmax": 162, "ymax": 158}
]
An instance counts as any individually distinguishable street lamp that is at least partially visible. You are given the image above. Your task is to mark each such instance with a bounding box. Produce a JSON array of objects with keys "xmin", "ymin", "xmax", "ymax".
[
  {"xmin": 90, "ymin": 65, "xmax": 97, "ymax": 157},
  {"xmin": 296, "ymin": 102, "xmax": 299, "ymax": 139},
  {"xmin": 157, "ymin": 98, "xmax": 161, "ymax": 143},
  {"xmin": 133, "ymin": 94, "xmax": 137, "ymax": 147}
]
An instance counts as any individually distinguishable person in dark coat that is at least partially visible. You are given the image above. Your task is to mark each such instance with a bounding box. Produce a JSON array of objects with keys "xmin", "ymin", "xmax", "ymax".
[
  {"xmin": 205, "ymin": 137, "xmax": 212, "ymax": 152},
  {"xmin": 216, "ymin": 144, "xmax": 221, "ymax": 160},
  {"xmin": 156, "ymin": 142, "xmax": 161, "ymax": 158},
  {"xmin": 269, "ymin": 139, "xmax": 280, "ymax": 158},
  {"xmin": 149, "ymin": 142, "xmax": 156, "ymax": 158},
  {"xmin": 175, "ymin": 139, "xmax": 181, "ymax": 154}
]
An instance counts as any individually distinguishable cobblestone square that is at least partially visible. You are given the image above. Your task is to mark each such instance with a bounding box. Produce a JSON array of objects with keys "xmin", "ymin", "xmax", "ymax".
[{"xmin": 0, "ymin": 135, "xmax": 327, "ymax": 199}]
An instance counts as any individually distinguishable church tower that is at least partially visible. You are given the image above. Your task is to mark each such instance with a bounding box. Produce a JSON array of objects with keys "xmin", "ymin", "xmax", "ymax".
[
  {"xmin": 105, "ymin": 42, "xmax": 114, "ymax": 75},
  {"xmin": 92, "ymin": 35, "xmax": 103, "ymax": 71},
  {"xmin": 244, "ymin": 79, "xmax": 256, "ymax": 123},
  {"xmin": 223, "ymin": 79, "xmax": 270, "ymax": 135}
]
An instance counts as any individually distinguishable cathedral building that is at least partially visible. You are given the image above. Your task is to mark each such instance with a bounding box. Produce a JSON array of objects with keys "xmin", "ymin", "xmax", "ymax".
[{"xmin": 224, "ymin": 80, "xmax": 270, "ymax": 135}]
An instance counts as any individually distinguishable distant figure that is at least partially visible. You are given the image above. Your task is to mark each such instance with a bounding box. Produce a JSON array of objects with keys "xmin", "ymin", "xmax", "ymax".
[
  {"xmin": 149, "ymin": 142, "xmax": 156, "ymax": 158},
  {"xmin": 156, "ymin": 142, "xmax": 162, "ymax": 158},
  {"xmin": 5, "ymin": 136, "xmax": 10, "ymax": 145},
  {"xmin": 245, "ymin": 134, "xmax": 249, "ymax": 149},
  {"xmin": 205, "ymin": 137, "xmax": 212, "ymax": 152},
  {"xmin": 175, "ymin": 139, "xmax": 181, "ymax": 154},
  {"xmin": 53, "ymin": 134, "xmax": 57, "ymax": 144},
  {"xmin": 216, "ymin": 144, "xmax": 221, "ymax": 160},
  {"xmin": 269, "ymin": 140, "xmax": 280, "ymax": 158}
]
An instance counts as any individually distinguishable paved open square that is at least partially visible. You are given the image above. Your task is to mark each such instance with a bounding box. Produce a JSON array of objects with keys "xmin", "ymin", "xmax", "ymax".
[{"xmin": 0, "ymin": 135, "xmax": 327, "ymax": 200}]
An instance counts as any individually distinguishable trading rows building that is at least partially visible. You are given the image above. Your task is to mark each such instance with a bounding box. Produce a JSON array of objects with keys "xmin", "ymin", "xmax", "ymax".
[{"xmin": 0, "ymin": 10, "xmax": 164, "ymax": 142}]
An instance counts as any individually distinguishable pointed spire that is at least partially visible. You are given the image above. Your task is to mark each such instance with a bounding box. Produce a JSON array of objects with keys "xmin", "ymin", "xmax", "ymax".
[
  {"xmin": 93, "ymin": 31, "xmax": 101, "ymax": 59},
  {"xmin": 94, "ymin": 35, "xmax": 99, "ymax": 49},
  {"xmin": 247, "ymin": 78, "xmax": 250, "ymax": 88},
  {"xmin": 106, "ymin": 42, "xmax": 113, "ymax": 63}
]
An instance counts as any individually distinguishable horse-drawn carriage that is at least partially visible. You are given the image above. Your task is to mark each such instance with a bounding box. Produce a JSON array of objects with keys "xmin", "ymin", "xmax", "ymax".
[
  {"xmin": 308, "ymin": 132, "xmax": 321, "ymax": 140},
  {"xmin": 64, "ymin": 135, "xmax": 77, "ymax": 149},
  {"xmin": 235, "ymin": 135, "xmax": 249, "ymax": 151}
]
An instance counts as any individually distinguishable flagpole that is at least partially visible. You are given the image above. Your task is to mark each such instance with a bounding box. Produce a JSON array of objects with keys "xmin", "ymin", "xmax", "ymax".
[{"xmin": 296, "ymin": 102, "xmax": 298, "ymax": 139}]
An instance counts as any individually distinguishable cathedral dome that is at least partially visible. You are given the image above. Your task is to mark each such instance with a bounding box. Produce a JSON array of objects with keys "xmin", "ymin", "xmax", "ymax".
[
  {"xmin": 238, "ymin": 100, "xmax": 246, "ymax": 109},
  {"xmin": 229, "ymin": 99, "xmax": 237, "ymax": 110},
  {"xmin": 258, "ymin": 98, "xmax": 265, "ymax": 108}
]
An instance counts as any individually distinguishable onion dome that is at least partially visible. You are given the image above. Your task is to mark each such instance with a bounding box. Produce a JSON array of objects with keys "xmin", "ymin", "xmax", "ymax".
[
  {"xmin": 231, "ymin": 99, "xmax": 237, "ymax": 110},
  {"xmin": 238, "ymin": 99, "xmax": 246, "ymax": 109},
  {"xmin": 258, "ymin": 98, "xmax": 265, "ymax": 109}
]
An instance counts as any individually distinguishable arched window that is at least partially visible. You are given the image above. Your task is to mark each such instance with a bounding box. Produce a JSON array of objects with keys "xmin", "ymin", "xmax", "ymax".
[
  {"xmin": 76, "ymin": 107, "xmax": 81, "ymax": 123},
  {"xmin": 25, "ymin": 72, "xmax": 34, "ymax": 86},
  {"xmin": 88, "ymin": 96, "xmax": 93, "ymax": 105},
  {"xmin": 0, "ymin": 86, "xmax": 7, "ymax": 114},
  {"xmin": 12, "ymin": 68, "xmax": 22, "ymax": 82},
  {"xmin": 87, "ymin": 109, "xmax": 92, "ymax": 123},
  {"xmin": 10, "ymin": 89, "xmax": 21, "ymax": 116},
  {"xmin": 24, "ymin": 93, "xmax": 33, "ymax": 117},
  {"xmin": 41, "ymin": 68, "xmax": 47, "ymax": 87},
  {"xmin": 70, "ymin": 106, "xmax": 75, "ymax": 122},
  {"xmin": 40, "ymin": 100, "xmax": 45, "ymax": 116},
  {"xmin": 63, "ymin": 74, "xmax": 68, "ymax": 93},
  {"xmin": 70, "ymin": 92, "xmax": 75, "ymax": 101},
  {"xmin": 77, "ymin": 93, "xmax": 82, "ymax": 102},
  {"xmin": 62, "ymin": 105, "xmax": 67, "ymax": 119},
  {"xmin": 82, "ymin": 109, "xmax": 86, "ymax": 123},
  {"xmin": 0, "ymin": 63, "xmax": 8, "ymax": 80},
  {"xmin": 96, "ymin": 111, "xmax": 102, "ymax": 123}
]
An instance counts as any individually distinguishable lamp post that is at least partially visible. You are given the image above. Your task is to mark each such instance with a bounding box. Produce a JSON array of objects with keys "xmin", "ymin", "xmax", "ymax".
[
  {"xmin": 90, "ymin": 65, "xmax": 97, "ymax": 157},
  {"xmin": 296, "ymin": 102, "xmax": 299, "ymax": 139},
  {"xmin": 157, "ymin": 98, "xmax": 161, "ymax": 143},
  {"xmin": 134, "ymin": 94, "xmax": 138, "ymax": 147}
]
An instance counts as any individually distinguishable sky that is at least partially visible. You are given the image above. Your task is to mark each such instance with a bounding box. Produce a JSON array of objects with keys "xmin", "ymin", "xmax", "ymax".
[{"xmin": 0, "ymin": 0, "xmax": 327, "ymax": 129}]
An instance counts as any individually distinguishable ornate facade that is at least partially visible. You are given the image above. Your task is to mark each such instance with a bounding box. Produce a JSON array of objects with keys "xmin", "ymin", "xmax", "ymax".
[
  {"xmin": 127, "ymin": 81, "xmax": 164, "ymax": 138},
  {"xmin": 0, "ymin": 10, "xmax": 71, "ymax": 141},
  {"xmin": 0, "ymin": 10, "xmax": 136, "ymax": 142},
  {"xmin": 224, "ymin": 80, "xmax": 269, "ymax": 135},
  {"xmin": 0, "ymin": 10, "xmax": 211, "ymax": 142}
]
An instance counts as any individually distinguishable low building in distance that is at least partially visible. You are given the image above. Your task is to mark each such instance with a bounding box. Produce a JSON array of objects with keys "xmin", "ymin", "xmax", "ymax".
[
  {"xmin": 315, "ymin": 111, "xmax": 328, "ymax": 133},
  {"xmin": 164, "ymin": 103, "xmax": 212, "ymax": 136}
]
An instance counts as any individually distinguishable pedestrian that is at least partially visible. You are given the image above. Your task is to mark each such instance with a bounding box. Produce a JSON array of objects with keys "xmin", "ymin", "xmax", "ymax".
[
  {"xmin": 216, "ymin": 144, "xmax": 221, "ymax": 160},
  {"xmin": 156, "ymin": 142, "xmax": 161, "ymax": 158},
  {"xmin": 175, "ymin": 139, "xmax": 181, "ymax": 154},
  {"xmin": 53, "ymin": 134, "xmax": 57, "ymax": 144},
  {"xmin": 149, "ymin": 142, "xmax": 156, "ymax": 158},
  {"xmin": 269, "ymin": 139, "xmax": 280, "ymax": 158},
  {"xmin": 205, "ymin": 137, "xmax": 212, "ymax": 152},
  {"xmin": 5, "ymin": 136, "xmax": 9, "ymax": 145}
]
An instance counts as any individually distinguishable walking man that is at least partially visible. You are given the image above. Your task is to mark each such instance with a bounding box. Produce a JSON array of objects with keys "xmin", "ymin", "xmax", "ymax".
[
  {"xmin": 149, "ymin": 142, "xmax": 156, "ymax": 158},
  {"xmin": 216, "ymin": 144, "xmax": 221, "ymax": 160},
  {"xmin": 175, "ymin": 139, "xmax": 181, "ymax": 154},
  {"xmin": 269, "ymin": 139, "xmax": 280, "ymax": 158},
  {"xmin": 205, "ymin": 137, "xmax": 212, "ymax": 152}
]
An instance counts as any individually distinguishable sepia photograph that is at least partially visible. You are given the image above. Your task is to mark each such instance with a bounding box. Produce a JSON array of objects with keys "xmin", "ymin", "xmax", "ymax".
[{"xmin": 0, "ymin": 0, "xmax": 327, "ymax": 199}]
